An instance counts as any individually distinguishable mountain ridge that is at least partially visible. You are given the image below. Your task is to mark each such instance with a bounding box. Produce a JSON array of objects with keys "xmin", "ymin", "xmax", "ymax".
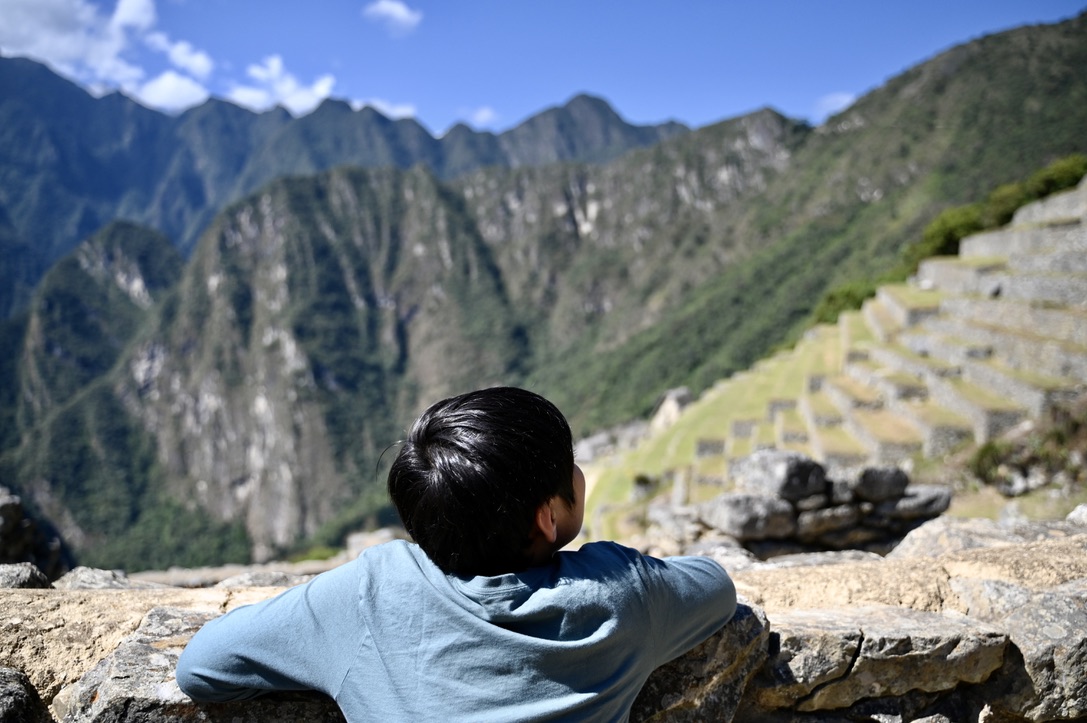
[
  {"xmin": 1, "ymin": 13, "xmax": 1086, "ymax": 569},
  {"xmin": 0, "ymin": 60, "xmax": 690, "ymax": 318}
]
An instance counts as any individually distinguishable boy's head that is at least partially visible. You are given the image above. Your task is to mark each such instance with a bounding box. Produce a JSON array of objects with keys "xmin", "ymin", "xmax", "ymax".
[{"xmin": 387, "ymin": 387, "xmax": 583, "ymax": 576}]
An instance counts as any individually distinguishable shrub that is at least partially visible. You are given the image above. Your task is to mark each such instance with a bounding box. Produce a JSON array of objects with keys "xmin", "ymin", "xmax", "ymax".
[
  {"xmin": 898, "ymin": 202, "xmax": 984, "ymax": 275},
  {"xmin": 969, "ymin": 440, "xmax": 1012, "ymax": 485},
  {"xmin": 900, "ymin": 153, "xmax": 1087, "ymax": 276},
  {"xmin": 810, "ymin": 279, "xmax": 879, "ymax": 323},
  {"xmin": 982, "ymin": 182, "xmax": 1029, "ymax": 228},
  {"xmin": 1024, "ymin": 153, "xmax": 1087, "ymax": 200}
]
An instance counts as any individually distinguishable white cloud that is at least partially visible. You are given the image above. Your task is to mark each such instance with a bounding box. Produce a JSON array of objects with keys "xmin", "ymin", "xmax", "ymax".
[
  {"xmin": 0, "ymin": 0, "xmax": 141, "ymax": 87},
  {"xmin": 362, "ymin": 0, "xmax": 422, "ymax": 36},
  {"xmin": 228, "ymin": 55, "xmax": 336, "ymax": 116},
  {"xmin": 135, "ymin": 69, "xmax": 209, "ymax": 111},
  {"xmin": 110, "ymin": 0, "xmax": 156, "ymax": 32},
  {"xmin": 814, "ymin": 91, "xmax": 857, "ymax": 122},
  {"xmin": 145, "ymin": 31, "xmax": 213, "ymax": 79},
  {"xmin": 468, "ymin": 106, "xmax": 498, "ymax": 128},
  {"xmin": 227, "ymin": 85, "xmax": 272, "ymax": 112},
  {"xmin": 350, "ymin": 97, "xmax": 417, "ymax": 119},
  {"xmin": 0, "ymin": 0, "xmax": 214, "ymax": 112}
]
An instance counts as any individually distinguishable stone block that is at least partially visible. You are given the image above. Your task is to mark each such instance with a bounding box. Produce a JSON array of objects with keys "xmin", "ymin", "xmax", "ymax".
[
  {"xmin": 793, "ymin": 494, "xmax": 827, "ymax": 512},
  {"xmin": 887, "ymin": 517, "xmax": 1021, "ymax": 559},
  {"xmin": 632, "ymin": 603, "xmax": 770, "ymax": 723},
  {"xmin": 979, "ymin": 583, "xmax": 1087, "ymax": 721},
  {"xmin": 746, "ymin": 606, "xmax": 1007, "ymax": 713},
  {"xmin": 1011, "ymin": 178, "xmax": 1087, "ymax": 225},
  {"xmin": 960, "ymin": 223, "xmax": 1087, "ymax": 258},
  {"xmin": 55, "ymin": 606, "xmax": 346, "ymax": 722},
  {"xmin": 699, "ymin": 494, "xmax": 797, "ymax": 541},
  {"xmin": 0, "ymin": 563, "xmax": 51, "ymax": 590},
  {"xmin": 729, "ymin": 450, "xmax": 827, "ymax": 502},
  {"xmin": 796, "ymin": 506, "xmax": 860, "ymax": 541},
  {"xmin": 852, "ymin": 466, "xmax": 910, "ymax": 502},
  {"xmin": 0, "ymin": 667, "xmax": 51, "ymax": 723},
  {"xmin": 828, "ymin": 479, "xmax": 854, "ymax": 505},
  {"xmin": 54, "ymin": 567, "xmax": 168, "ymax": 590},
  {"xmin": 874, "ymin": 485, "xmax": 951, "ymax": 521}
]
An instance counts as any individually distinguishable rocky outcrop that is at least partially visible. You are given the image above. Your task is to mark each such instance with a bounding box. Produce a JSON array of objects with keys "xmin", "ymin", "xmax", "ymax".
[
  {"xmin": 731, "ymin": 516, "xmax": 1087, "ymax": 722},
  {"xmin": 0, "ymin": 513, "xmax": 1085, "ymax": 721},
  {"xmin": 643, "ymin": 450, "xmax": 950, "ymax": 560},
  {"xmin": 51, "ymin": 607, "xmax": 347, "ymax": 723},
  {"xmin": 0, "ymin": 489, "xmax": 69, "ymax": 581},
  {"xmin": 0, "ymin": 666, "xmax": 51, "ymax": 723}
]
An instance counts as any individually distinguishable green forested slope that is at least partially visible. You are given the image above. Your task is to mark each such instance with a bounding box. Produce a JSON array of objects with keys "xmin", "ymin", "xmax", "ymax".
[{"xmin": 535, "ymin": 13, "xmax": 1087, "ymax": 433}]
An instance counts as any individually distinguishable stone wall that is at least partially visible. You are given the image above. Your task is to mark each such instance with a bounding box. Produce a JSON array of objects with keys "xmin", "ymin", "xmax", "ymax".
[
  {"xmin": 641, "ymin": 450, "xmax": 951, "ymax": 561},
  {"xmin": 1, "ymin": 514, "xmax": 1085, "ymax": 722}
]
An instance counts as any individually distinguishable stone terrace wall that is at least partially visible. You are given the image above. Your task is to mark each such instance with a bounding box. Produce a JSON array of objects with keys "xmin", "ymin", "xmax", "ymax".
[
  {"xmin": 1, "ymin": 514, "xmax": 1085, "ymax": 722},
  {"xmin": 640, "ymin": 449, "xmax": 952, "ymax": 562}
]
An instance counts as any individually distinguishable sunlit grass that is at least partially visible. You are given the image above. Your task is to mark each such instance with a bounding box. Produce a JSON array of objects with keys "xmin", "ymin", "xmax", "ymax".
[{"xmin": 947, "ymin": 483, "xmax": 1087, "ymax": 521}]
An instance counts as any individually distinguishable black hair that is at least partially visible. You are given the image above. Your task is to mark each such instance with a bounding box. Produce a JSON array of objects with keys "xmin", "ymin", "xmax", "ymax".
[{"xmin": 387, "ymin": 387, "xmax": 575, "ymax": 576}]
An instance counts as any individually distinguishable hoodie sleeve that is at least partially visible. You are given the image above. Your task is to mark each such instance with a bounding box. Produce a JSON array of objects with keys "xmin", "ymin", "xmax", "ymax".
[{"xmin": 175, "ymin": 557, "xmax": 364, "ymax": 702}]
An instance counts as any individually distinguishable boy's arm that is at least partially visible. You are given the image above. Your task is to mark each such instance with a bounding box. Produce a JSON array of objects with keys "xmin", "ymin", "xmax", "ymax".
[
  {"xmin": 176, "ymin": 559, "xmax": 363, "ymax": 702},
  {"xmin": 641, "ymin": 554, "xmax": 737, "ymax": 663}
]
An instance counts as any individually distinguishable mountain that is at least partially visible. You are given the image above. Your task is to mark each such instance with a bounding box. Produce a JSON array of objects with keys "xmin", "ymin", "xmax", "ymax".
[
  {"xmin": 0, "ymin": 112, "xmax": 800, "ymax": 569},
  {"xmin": 531, "ymin": 11, "xmax": 1087, "ymax": 432},
  {"xmin": 1, "ymin": 13, "xmax": 1085, "ymax": 570},
  {"xmin": 0, "ymin": 57, "xmax": 687, "ymax": 318}
]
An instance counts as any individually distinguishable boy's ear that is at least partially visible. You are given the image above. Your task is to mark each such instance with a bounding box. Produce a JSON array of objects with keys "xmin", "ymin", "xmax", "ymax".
[{"xmin": 532, "ymin": 499, "xmax": 558, "ymax": 545}]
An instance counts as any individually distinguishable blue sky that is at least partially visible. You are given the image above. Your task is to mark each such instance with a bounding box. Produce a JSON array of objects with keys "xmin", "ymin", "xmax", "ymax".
[{"xmin": 1, "ymin": 1, "xmax": 1084, "ymax": 134}]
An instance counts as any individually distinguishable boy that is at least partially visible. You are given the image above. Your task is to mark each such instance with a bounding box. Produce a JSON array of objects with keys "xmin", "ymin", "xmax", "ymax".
[{"xmin": 177, "ymin": 387, "xmax": 736, "ymax": 721}]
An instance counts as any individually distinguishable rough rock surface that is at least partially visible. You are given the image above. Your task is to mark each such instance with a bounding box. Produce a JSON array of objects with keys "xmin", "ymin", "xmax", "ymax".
[
  {"xmin": 753, "ymin": 606, "xmax": 1007, "ymax": 711},
  {"xmin": 54, "ymin": 607, "xmax": 346, "ymax": 722},
  {"xmin": 730, "ymin": 522, "xmax": 1087, "ymax": 721},
  {"xmin": 0, "ymin": 666, "xmax": 52, "ymax": 723},
  {"xmin": 0, "ymin": 516, "xmax": 1085, "ymax": 721},
  {"xmin": 632, "ymin": 603, "xmax": 769, "ymax": 722},
  {"xmin": 52, "ymin": 567, "xmax": 168, "ymax": 590},
  {"xmin": 729, "ymin": 450, "xmax": 827, "ymax": 501},
  {"xmin": 0, "ymin": 563, "xmax": 52, "ymax": 589},
  {"xmin": 649, "ymin": 452, "xmax": 953, "ymax": 560},
  {"xmin": 0, "ymin": 488, "xmax": 70, "ymax": 581},
  {"xmin": 0, "ymin": 588, "xmax": 272, "ymax": 703}
]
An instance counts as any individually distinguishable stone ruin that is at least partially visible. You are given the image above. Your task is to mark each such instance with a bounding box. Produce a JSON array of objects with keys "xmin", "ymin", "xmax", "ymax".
[
  {"xmin": 640, "ymin": 449, "xmax": 951, "ymax": 562},
  {"xmin": 2, "ymin": 452, "xmax": 1086, "ymax": 722},
  {"xmin": 2, "ymin": 511, "xmax": 1086, "ymax": 722}
]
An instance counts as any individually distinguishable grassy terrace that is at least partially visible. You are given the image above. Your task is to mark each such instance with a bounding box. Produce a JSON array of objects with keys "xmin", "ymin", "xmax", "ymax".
[
  {"xmin": 581, "ymin": 162, "xmax": 1087, "ymax": 539},
  {"xmin": 970, "ymin": 317, "xmax": 1087, "ymax": 354},
  {"xmin": 804, "ymin": 389, "xmax": 844, "ymax": 424},
  {"xmin": 884, "ymin": 343, "xmax": 960, "ymax": 376},
  {"xmin": 776, "ymin": 407, "xmax": 809, "ymax": 441},
  {"xmin": 946, "ymin": 377, "xmax": 1027, "ymax": 412},
  {"xmin": 977, "ymin": 357, "xmax": 1082, "ymax": 390},
  {"xmin": 825, "ymin": 374, "xmax": 883, "ymax": 407},
  {"xmin": 925, "ymin": 254, "xmax": 1008, "ymax": 270},
  {"xmin": 896, "ymin": 398, "xmax": 973, "ymax": 430},
  {"xmin": 811, "ymin": 422, "xmax": 869, "ymax": 456},
  {"xmin": 840, "ymin": 310, "xmax": 875, "ymax": 348},
  {"xmin": 796, "ymin": 324, "xmax": 842, "ymax": 382},
  {"xmin": 952, "ymin": 255, "xmax": 1008, "ymax": 269},
  {"xmin": 851, "ymin": 408, "xmax": 923, "ymax": 444},
  {"xmin": 861, "ymin": 297, "xmax": 902, "ymax": 341},
  {"xmin": 880, "ymin": 283, "xmax": 944, "ymax": 310}
]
